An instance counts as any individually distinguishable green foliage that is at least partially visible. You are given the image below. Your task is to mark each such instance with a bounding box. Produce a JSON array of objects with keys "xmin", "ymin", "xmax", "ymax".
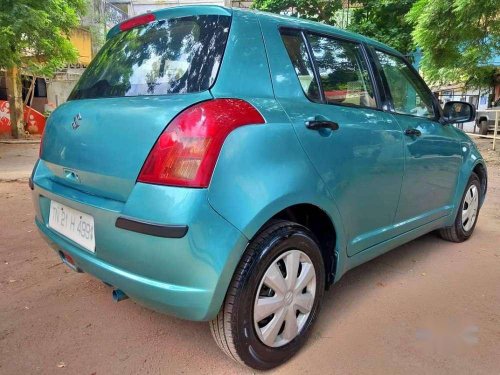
[
  {"xmin": 0, "ymin": 0, "xmax": 87, "ymax": 77},
  {"xmin": 86, "ymin": 0, "xmax": 107, "ymax": 55},
  {"xmin": 252, "ymin": 0, "xmax": 343, "ymax": 25},
  {"xmin": 89, "ymin": 23, "xmax": 106, "ymax": 56},
  {"xmin": 407, "ymin": 0, "xmax": 500, "ymax": 87},
  {"xmin": 348, "ymin": 0, "xmax": 416, "ymax": 55}
]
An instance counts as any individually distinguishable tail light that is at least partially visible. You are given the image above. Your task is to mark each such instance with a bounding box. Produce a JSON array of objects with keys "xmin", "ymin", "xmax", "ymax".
[{"xmin": 137, "ymin": 99, "xmax": 265, "ymax": 188}]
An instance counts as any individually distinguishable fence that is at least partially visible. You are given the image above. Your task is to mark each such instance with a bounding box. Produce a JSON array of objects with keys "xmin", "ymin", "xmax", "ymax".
[{"xmin": 465, "ymin": 109, "xmax": 500, "ymax": 151}]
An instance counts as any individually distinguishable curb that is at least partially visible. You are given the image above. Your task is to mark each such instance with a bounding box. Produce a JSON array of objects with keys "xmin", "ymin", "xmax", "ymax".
[
  {"xmin": 0, "ymin": 177, "xmax": 29, "ymax": 183},
  {"xmin": 0, "ymin": 140, "xmax": 41, "ymax": 144}
]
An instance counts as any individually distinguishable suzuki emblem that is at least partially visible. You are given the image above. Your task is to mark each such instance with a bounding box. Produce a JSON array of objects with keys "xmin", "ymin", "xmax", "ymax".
[{"xmin": 72, "ymin": 113, "xmax": 82, "ymax": 130}]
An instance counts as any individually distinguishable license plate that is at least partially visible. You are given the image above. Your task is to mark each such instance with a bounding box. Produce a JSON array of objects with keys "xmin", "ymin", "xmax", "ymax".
[{"xmin": 48, "ymin": 201, "xmax": 95, "ymax": 253}]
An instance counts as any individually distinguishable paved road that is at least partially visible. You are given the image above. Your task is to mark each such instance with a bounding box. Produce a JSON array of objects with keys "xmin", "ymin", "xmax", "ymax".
[{"xmin": 0, "ymin": 143, "xmax": 499, "ymax": 374}]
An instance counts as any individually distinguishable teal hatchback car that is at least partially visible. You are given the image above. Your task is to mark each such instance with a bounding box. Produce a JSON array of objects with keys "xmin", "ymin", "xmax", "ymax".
[{"xmin": 32, "ymin": 5, "xmax": 487, "ymax": 369}]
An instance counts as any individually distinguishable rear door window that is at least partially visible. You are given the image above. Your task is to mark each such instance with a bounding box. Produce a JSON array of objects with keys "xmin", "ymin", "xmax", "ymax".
[
  {"xmin": 308, "ymin": 34, "xmax": 377, "ymax": 108},
  {"xmin": 69, "ymin": 15, "xmax": 230, "ymax": 99},
  {"xmin": 280, "ymin": 29, "xmax": 321, "ymax": 102}
]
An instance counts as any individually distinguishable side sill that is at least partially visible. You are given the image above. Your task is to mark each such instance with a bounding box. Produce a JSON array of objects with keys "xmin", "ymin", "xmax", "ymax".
[{"xmin": 115, "ymin": 217, "xmax": 188, "ymax": 238}]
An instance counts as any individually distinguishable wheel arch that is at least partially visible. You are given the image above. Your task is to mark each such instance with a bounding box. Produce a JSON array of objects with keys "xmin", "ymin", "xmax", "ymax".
[
  {"xmin": 207, "ymin": 195, "xmax": 347, "ymax": 321},
  {"xmin": 259, "ymin": 203, "xmax": 339, "ymax": 287},
  {"xmin": 448, "ymin": 150, "xmax": 487, "ymax": 227},
  {"xmin": 473, "ymin": 161, "xmax": 487, "ymax": 206}
]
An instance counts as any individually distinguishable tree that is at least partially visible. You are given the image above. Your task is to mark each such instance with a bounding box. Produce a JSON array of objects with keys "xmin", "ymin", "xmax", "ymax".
[
  {"xmin": 348, "ymin": 0, "xmax": 416, "ymax": 55},
  {"xmin": 252, "ymin": 0, "xmax": 343, "ymax": 25},
  {"xmin": 407, "ymin": 0, "xmax": 500, "ymax": 87},
  {"xmin": 0, "ymin": 0, "xmax": 87, "ymax": 138}
]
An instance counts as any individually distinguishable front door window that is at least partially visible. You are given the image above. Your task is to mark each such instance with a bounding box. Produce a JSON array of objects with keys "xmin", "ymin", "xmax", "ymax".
[{"xmin": 375, "ymin": 51, "xmax": 435, "ymax": 119}]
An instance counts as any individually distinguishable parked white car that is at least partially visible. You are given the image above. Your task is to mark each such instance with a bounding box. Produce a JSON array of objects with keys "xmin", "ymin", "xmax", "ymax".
[{"xmin": 477, "ymin": 98, "xmax": 500, "ymax": 134}]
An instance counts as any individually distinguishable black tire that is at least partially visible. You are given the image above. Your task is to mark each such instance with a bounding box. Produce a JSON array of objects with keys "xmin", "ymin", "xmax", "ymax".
[
  {"xmin": 209, "ymin": 220, "xmax": 325, "ymax": 370},
  {"xmin": 479, "ymin": 120, "xmax": 488, "ymax": 135},
  {"xmin": 439, "ymin": 173, "xmax": 481, "ymax": 242}
]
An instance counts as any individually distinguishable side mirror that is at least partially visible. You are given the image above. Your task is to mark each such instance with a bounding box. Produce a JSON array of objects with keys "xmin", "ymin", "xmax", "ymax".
[{"xmin": 441, "ymin": 101, "xmax": 476, "ymax": 124}]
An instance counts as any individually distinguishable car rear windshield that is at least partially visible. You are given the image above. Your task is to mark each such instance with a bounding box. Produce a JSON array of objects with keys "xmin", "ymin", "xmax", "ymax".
[{"xmin": 69, "ymin": 15, "xmax": 230, "ymax": 100}]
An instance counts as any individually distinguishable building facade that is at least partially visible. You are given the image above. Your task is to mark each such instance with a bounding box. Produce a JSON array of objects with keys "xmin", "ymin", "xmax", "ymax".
[{"xmin": 109, "ymin": 0, "xmax": 252, "ymax": 16}]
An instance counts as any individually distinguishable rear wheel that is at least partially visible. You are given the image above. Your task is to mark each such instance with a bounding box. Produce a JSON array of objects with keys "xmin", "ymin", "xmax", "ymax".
[
  {"xmin": 479, "ymin": 120, "xmax": 488, "ymax": 135},
  {"xmin": 210, "ymin": 220, "xmax": 325, "ymax": 370},
  {"xmin": 439, "ymin": 173, "xmax": 481, "ymax": 242}
]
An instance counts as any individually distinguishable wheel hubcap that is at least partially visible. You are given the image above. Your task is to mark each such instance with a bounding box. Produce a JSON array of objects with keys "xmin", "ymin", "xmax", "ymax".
[
  {"xmin": 462, "ymin": 184, "xmax": 479, "ymax": 231},
  {"xmin": 253, "ymin": 249, "xmax": 316, "ymax": 347}
]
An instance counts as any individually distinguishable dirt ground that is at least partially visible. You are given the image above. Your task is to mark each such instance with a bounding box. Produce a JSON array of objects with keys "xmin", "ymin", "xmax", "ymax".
[
  {"xmin": 0, "ymin": 142, "xmax": 39, "ymax": 181},
  {"xmin": 0, "ymin": 139, "xmax": 499, "ymax": 374}
]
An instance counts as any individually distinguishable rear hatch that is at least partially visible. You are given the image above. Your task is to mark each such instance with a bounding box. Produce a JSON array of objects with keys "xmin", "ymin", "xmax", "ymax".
[{"xmin": 40, "ymin": 11, "xmax": 231, "ymax": 202}]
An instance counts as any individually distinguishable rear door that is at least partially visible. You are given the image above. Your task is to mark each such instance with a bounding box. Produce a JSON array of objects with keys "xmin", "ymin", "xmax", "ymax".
[
  {"xmin": 372, "ymin": 50, "xmax": 462, "ymax": 230},
  {"xmin": 41, "ymin": 13, "xmax": 231, "ymax": 202},
  {"xmin": 268, "ymin": 27, "xmax": 405, "ymax": 256}
]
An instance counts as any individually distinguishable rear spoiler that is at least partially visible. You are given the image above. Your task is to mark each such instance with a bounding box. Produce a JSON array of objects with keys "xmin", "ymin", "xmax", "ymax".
[{"xmin": 106, "ymin": 5, "xmax": 232, "ymax": 40}]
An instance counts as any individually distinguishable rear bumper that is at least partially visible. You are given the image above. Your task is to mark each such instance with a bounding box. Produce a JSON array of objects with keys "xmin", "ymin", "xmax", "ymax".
[
  {"xmin": 36, "ymin": 219, "xmax": 216, "ymax": 319},
  {"xmin": 32, "ymin": 161, "xmax": 248, "ymax": 321}
]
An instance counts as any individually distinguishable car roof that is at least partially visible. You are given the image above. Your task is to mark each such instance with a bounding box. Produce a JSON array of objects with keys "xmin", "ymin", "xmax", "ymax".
[
  {"xmin": 108, "ymin": 5, "xmax": 403, "ymax": 57},
  {"xmin": 249, "ymin": 9, "xmax": 403, "ymax": 57}
]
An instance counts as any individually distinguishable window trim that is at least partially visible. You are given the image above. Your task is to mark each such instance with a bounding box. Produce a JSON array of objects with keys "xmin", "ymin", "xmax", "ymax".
[
  {"xmin": 302, "ymin": 31, "xmax": 326, "ymax": 103},
  {"xmin": 371, "ymin": 47, "xmax": 442, "ymax": 121},
  {"xmin": 359, "ymin": 42, "xmax": 383, "ymax": 110},
  {"xmin": 278, "ymin": 26, "xmax": 383, "ymax": 111},
  {"xmin": 279, "ymin": 27, "xmax": 323, "ymax": 104},
  {"xmin": 363, "ymin": 45, "xmax": 391, "ymax": 110}
]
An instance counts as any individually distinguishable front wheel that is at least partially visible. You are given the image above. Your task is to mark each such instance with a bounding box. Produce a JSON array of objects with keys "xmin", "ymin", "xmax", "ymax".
[
  {"xmin": 210, "ymin": 220, "xmax": 325, "ymax": 370},
  {"xmin": 439, "ymin": 173, "xmax": 481, "ymax": 242}
]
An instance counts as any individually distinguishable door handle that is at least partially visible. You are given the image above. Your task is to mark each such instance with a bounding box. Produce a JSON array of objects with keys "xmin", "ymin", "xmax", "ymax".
[
  {"xmin": 404, "ymin": 128, "xmax": 421, "ymax": 137},
  {"xmin": 305, "ymin": 120, "xmax": 339, "ymax": 131}
]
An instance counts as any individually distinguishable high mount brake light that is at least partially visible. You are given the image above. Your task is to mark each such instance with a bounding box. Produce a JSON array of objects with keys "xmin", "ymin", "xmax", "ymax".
[
  {"xmin": 137, "ymin": 99, "xmax": 265, "ymax": 188},
  {"xmin": 119, "ymin": 13, "xmax": 156, "ymax": 32}
]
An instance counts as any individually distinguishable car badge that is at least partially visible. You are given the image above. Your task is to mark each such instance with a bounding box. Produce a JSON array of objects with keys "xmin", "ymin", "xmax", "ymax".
[{"xmin": 72, "ymin": 113, "xmax": 82, "ymax": 130}]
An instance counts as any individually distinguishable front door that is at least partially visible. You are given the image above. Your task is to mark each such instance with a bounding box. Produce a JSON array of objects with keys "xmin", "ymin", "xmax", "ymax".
[
  {"xmin": 373, "ymin": 50, "xmax": 462, "ymax": 231},
  {"xmin": 273, "ymin": 28, "xmax": 405, "ymax": 256}
]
